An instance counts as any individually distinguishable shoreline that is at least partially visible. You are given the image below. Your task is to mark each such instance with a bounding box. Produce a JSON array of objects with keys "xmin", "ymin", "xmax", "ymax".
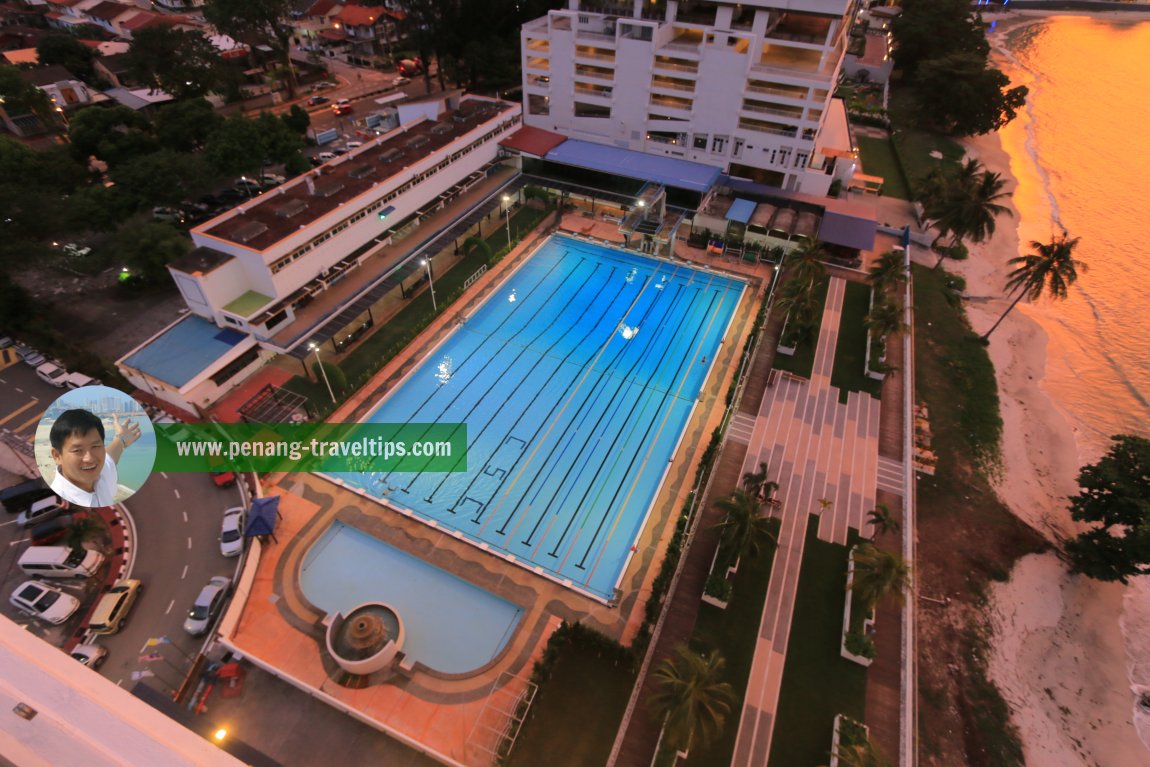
[{"xmin": 944, "ymin": 13, "xmax": 1150, "ymax": 765}]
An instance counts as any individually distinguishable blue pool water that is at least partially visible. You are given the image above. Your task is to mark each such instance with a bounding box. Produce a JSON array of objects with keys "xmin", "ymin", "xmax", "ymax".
[
  {"xmin": 300, "ymin": 522, "xmax": 523, "ymax": 674},
  {"xmin": 336, "ymin": 236, "xmax": 745, "ymax": 600}
]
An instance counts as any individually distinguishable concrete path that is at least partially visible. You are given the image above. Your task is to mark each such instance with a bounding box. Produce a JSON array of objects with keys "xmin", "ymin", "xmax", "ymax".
[{"xmin": 730, "ymin": 275, "xmax": 882, "ymax": 766}]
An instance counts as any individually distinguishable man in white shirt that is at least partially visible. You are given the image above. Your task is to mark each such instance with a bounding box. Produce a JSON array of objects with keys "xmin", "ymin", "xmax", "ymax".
[{"xmin": 48, "ymin": 409, "xmax": 141, "ymax": 508}]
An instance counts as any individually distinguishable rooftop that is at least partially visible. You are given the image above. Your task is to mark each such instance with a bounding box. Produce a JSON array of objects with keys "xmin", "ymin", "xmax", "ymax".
[
  {"xmin": 334, "ymin": 4, "xmax": 385, "ymax": 26},
  {"xmin": 544, "ymin": 139, "xmax": 721, "ymax": 194},
  {"xmin": 121, "ymin": 314, "xmax": 250, "ymax": 388},
  {"xmin": 498, "ymin": 125, "xmax": 567, "ymax": 158},
  {"xmin": 197, "ymin": 98, "xmax": 514, "ymax": 252}
]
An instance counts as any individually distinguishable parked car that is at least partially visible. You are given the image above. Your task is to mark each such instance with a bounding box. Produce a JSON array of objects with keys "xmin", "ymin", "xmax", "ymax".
[
  {"xmin": 207, "ymin": 455, "xmax": 236, "ymax": 488},
  {"xmin": 332, "ymin": 99, "xmax": 352, "ymax": 115},
  {"xmin": 233, "ymin": 178, "xmax": 262, "ymax": 195},
  {"xmin": 183, "ymin": 576, "xmax": 231, "ymax": 636},
  {"xmin": 18, "ymin": 545, "xmax": 104, "ymax": 579},
  {"xmin": 316, "ymin": 151, "xmax": 338, "ymax": 163},
  {"xmin": 259, "ymin": 173, "xmax": 286, "ymax": 187},
  {"xmin": 87, "ymin": 578, "xmax": 142, "ymax": 635},
  {"xmin": 397, "ymin": 57, "xmax": 423, "ymax": 77},
  {"xmin": 17, "ymin": 496, "xmax": 64, "ymax": 528},
  {"xmin": 62, "ymin": 372, "xmax": 99, "ymax": 389},
  {"xmin": 0, "ymin": 336, "xmax": 12, "ymax": 349},
  {"xmin": 70, "ymin": 643, "xmax": 108, "ymax": 668},
  {"xmin": 10, "ymin": 580, "xmax": 80, "ymax": 625},
  {"xmin": 152, "ymin": 206, "xmax": 187, "ymax": 224},
  {"xmin": 35, "ymin": 361, "xmax": 69, "ymax": 388},
  {"xmin": 17, "ymin": 346, "xmax": 46, "ymax": 366},
  {"xmin": 30, "ymin": 514, "xmax": 74, "ymax": 545},
  {"xmin": 219, "ymin": 507, "xmax": 245, "ymax": 557},
  {"xmin": 306, "ymin": 95, "xmax": 330, "ymax": 107},
  {"xmin": 0, "ymin": 478, "xmax": 51, "ymax": 513},
  {"xmin": 345, "ymin": 140, "xmax": 364, "ymax": 149}
]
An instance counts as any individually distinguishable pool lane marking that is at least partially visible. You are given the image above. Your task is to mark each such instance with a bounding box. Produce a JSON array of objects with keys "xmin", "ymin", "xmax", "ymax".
[
  {"xmin": 555, "ymin": 276, "xmax": 721, "ymax": 570},
  {"xmin": 583, "ymin": 275, "xmax": 743, "ymax": 586},
  {"xmin": 483, "ymin": 258, "xmax": 684, "ymax": 543},
  {"xmin": 521, "ymin": 280, "xmax": 695, "ymax": 552},
  {"xmin": 410, "ymin": 259, "xmax": 615, "ymax": 495},
  {"xmin": 0, "ymin": 399, "xmax": 39, "ymax": 427}
]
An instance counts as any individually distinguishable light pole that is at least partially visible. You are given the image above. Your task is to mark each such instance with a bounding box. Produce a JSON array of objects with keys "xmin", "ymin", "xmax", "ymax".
[
  {"xmin": 308, "ymin": 342, "xmax": 336, "ymax": 403},
  {"xmin": 421, "ymin": 258, "xmax": 437, "ymax": 312},
  {"xmin": 502, "ymin": 193, "xmax": 512, "ymax": 248}
]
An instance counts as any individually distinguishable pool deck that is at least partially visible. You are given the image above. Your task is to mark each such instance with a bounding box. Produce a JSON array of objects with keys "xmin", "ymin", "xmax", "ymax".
[{"xmin": 222, "ymin": 219, "xmax": 768, "ymax": 766}]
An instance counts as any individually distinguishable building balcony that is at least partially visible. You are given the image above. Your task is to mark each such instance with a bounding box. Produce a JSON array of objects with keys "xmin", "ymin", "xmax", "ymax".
[
  {"xmin": 652, "ymin": 57, "xmax": 698, "ymax": 76},
  {"xmin": 740, "ymin": 100, "xmax": 804, "ymax": 120},
  {"xmin": 575, "ymin": 28, "xmax": 616, "ymax": 45},
  {"xmin": 649, "ymin": 94, "xmax": 693, "ymax": 117},
  {"xmin": 650, "ymin": 76, "xmax": 695, "ymax": 94},
  {"xmin": 574, "ymin": 64, "xmax": 615, "ymax": 81},
  {"xmin": 574, "ymin": 82, "xmax": 614, "ymax": 100},
  {"xmin": 525, "ymin": 38, "xmax": 550, "ymax": 52},
  {"xmin": 737, "ymin": 117, "xmax": 798, "ymax": 137},
  {"xmin": 574, "ymin": 46, "xmax": 616, "ymax": 64},
  {"xmin": 745, "ymin": 80, "xmax": 810, "ymax": 102},
  {"xmin": 525, "ymin": 57, "xmax": 550, "ymax": 72}
]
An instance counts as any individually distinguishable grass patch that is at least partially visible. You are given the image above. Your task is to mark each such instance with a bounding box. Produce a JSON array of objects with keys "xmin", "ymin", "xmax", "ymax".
[
  {"xmin": 506, "ymin": 632, "xmax": 635, "ymax": 767},
  {"xmin": 768, "ymin": 517, "xmax": 867, "ymax": 767},
  {"xmin": 912, "ymin": 264, "xmax": 1001, "ymax": 477},
  {"xmin": 855, "ymin": 135, "xmax": 911, "ymax": 201},
  {"xmin": 684, "ymin": 518, "xmax": 781, "ymax": 767},
  {"xmin": 772, "ymin": 276, "xmax": 829, "ymax": 380},
  {"xmin": 886, "ymin": 86, "xmax": 966, "ymax": 198},
  {"xmin": 831, "ymin": 281, "xmax": 884, "ymax": 402}
]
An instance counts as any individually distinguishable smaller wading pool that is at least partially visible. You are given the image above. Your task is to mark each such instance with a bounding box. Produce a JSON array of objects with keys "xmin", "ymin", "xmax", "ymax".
[{"xmin": 300, "ymin": 522, "xmax": 523, "ymax": 675}]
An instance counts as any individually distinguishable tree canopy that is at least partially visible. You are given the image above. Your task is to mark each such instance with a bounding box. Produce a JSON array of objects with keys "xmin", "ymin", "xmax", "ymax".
[
  {"xmin": 890, "ymin": 0, "xmax": 989, "ymax": 78},
  {"xmin": 113, "ymin": 220, "xmax": 191, "ymax": 284},
  {"xmin": 913, "ymin": 52, "xmax": 1028, "ymax": 136},
  {"xmin": 68, "ymin": 105, "xmax": 157, "ymax": 166},
  {"xmin": 0, "ymin": 64, "xmax": 54, "ymax": 119},
  {"xmin": 126, "ymin": 27, "xmax": 223, "ymax": 100},
  {"xmin": 155, "ymin": 98, "xmax": 223, "ymax": 153},
  {"xmin": 1065, "ymin": 435, "xmax": 1150, "ymax": 583},
  {"xmin": 203, "ymin": 0, "xmax": 297, "ymax": 95},
  {"xmin": 36, "ymin": 34, "xmax": 97, "ymax": 83}
]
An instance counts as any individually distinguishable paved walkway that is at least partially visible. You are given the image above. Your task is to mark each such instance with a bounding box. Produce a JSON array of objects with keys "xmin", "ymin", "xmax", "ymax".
[{"xmin": 730, "ymin": 276, "xmax": 884, "ymax": 766}]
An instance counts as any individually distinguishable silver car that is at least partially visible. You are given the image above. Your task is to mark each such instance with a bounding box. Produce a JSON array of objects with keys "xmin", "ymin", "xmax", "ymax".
[
  {"xmin": 10, "ymin": 580, "xmax": 80, "ymax": 624},
  {"xmin": 183, "ymin": 576, "xmax": 231, "ymax": 636}
]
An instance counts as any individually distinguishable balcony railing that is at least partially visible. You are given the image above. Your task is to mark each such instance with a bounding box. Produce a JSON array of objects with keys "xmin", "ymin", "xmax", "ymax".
[
  {"xmin": 650, "ymin": 95, "xmax": 693, "ymax": 112},
  {"xmin": 650, "ymin": 78, "xmax": 695, "ymax": 93},
  {"xmin": 574, "ymin": 49, "xmax": 616, "ymax": 62},
  {"xmin": 652, "ymin": 59, "xmax": 698, "ymax": 75},
  {"xmin": 574, "ymin": 83, "xmax": 613, "ymax": 99},
  {"xmin": 737, "ymin": 118, "xmax": 798, "ymax": 137},
  {"xmin": 741, "ymin": 101, "xmax": 804, "ymax": 120}
]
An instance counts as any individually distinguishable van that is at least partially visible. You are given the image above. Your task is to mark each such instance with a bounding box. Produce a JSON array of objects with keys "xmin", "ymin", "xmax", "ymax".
[
  {"xmin": 18, "ymin": 546, "xmax": 105, "ymax": 578},
  {"xmin": 1, "ymin": 478, "xmax": 51, "ymax": 513},
  {"xmin": 88, "ymin": 579, "xmax": 141, "ymax": 635},
  {"xmin": 17, "ymin": 496, "xmax": 64, "ymax": 528},
  {"xmin": 30, "ymin": 514, "xmax": 74, "ymax": 545},
  {"xmin": 62, "ymin": 372, "xmax": 99, "ymax": 389},
  {"xmin": 317, "ymin": 151, "xmax": 337, "ymax": 163}
]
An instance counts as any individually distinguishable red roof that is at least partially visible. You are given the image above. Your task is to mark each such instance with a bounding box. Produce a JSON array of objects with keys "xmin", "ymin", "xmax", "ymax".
[
  {"xmin": 85, "ymin": 1, "xmax": 135, "ymax": 21},
  {"xmin": 334, "ymin": 4, "xmax": 384, "ymax": 27},
  {"xmin": 304, "ymin": 0, "xmax": 340, "ymax": 16},
  {"xmin": 318, "ymin": 27, "xmax": 347, "ymax": 41},
  {"xmin": 499, "ymin": 126, "xmax": 567, "ymax": 158}
]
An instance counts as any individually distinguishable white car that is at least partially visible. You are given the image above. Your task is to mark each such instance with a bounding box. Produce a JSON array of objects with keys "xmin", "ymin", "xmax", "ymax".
[
  {"xmin": 10, "ymin": 580, "xmax": 80, "ymax": 625},
  {"xmin": 35, "ymin": 361, "xmax": 69, "ymax": 387},
  {"xmin": 219, "ymin": 507, "xmax": 245, "ymax": 557},
  {"xmin": 345, "ymin": 140, "xmax": 364, "ymax": 150},
  {"xmin": 259, "ymin": 173, "xmax": 286, "ymax": 187},
  {"xmin": 70, "ymin": 643, "xmax": 108, "ymax": 668},
  {"xmin": 183, "ymin": 576, "xmax": 231, "ymax": 636}
]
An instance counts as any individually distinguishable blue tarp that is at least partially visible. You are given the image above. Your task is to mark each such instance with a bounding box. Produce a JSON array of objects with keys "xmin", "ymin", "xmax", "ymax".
[
  {"xmin": 544, "ymin": 139, "xmax": 721, "ymax": 194},
  {"xmin": 727, "ymin": 198, "xmax": 757, "ymax": 225},
  {"xmin": 245, "ymin": 496, "xmax": 280, "ymax": 537},
  {"xmin": 121, "ymin": 315, "xmax": 248, "ymax": 388}
]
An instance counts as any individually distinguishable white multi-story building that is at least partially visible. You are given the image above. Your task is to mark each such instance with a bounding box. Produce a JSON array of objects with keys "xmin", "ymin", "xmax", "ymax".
[{"xmin": 521, "ymin": 0, "xmax": 859, "ymax": 195}]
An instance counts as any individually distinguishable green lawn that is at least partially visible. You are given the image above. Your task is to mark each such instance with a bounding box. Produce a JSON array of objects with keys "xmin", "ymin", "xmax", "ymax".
[
  {"xmin": 855, "ymin": 135, "xmax": 911, "ymax": 201},
  {"xmin": 768, "ymin": 517, "xmax": 867, "ymax": 767},
  {"xmin": 886, "ymin": 87, "xmax": 966, "ymax": 197},
  {"xmin": 684, "ymin": 519, "xmax": 781, "ymax": 767},
  {"xmin": 772, "ymin": 276, "xmax": 829, "ymax": 380},
  {"xmin": 507, "ymin": 639, "xmax": 635, "ymax": 767},
  {"xmin": 831, "ymin": 281, "xmax": 884, "ymax": 403}
]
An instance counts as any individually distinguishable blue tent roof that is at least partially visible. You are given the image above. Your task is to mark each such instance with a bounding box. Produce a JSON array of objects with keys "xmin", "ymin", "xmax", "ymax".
[
  {"xmin": 727, "ymin": 198, "xmax": 757, "ymax": 225},
  {"xmin": 122, "ymin": 315, "xmax": 248, "ymax": 388},
  {"xmin": 245, "ymin": 496, "xmax": 280, "ymax": 537},
  {"xmin": 544, "ymin": 139, "xmax": 721, "ymax": 194}
]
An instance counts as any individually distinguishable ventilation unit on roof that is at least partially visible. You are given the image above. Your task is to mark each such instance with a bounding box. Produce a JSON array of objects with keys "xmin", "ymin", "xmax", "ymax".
[
  {"xmin": 274, "ymin": 199, "xmax": 308, "ymax": 218},
  {"xmin": 406, "ymin": 135, "xmax": 430, "ymax": 149},
  {"xmin": 232, "ymin": 221, "xmax": 268, "ymax": 244},
  {"xmin": 379, "ymin": 148, "xmax": 402, "ymax": 164},
  {"xmin": 348, "ymin": 165, "xmax": 375, "ymax": 180},
  {"xmin": 431, "ymin": 122, "xmax": 452, "ymax": 135},
  {"xmin": 313, "ymin": 181, "xmax": 345, "ymax": 198}
]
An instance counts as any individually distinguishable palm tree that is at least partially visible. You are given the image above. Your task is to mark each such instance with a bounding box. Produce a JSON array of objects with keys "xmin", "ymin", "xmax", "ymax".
[
  {"xmin": 867, "ymin": 250, "xmax": 907, "ymax": 296},
  {"xmin": 851, "ymin": 544, "xmax": 911, "ymax": 611},
  {"xmin": 784, "ymin": 235, "xmax": 827, "ymax": 285},
  {"xmin": 866, "ymin": 504, "xmax": 901, "ymax": 539},
  {"xmin": 925, "ymin": 159, "xmax": 1012, "ymax": 269},
  {"xmin": 832, "ymin": 740, "xmax": 894, "ymax": 767},
  {"xmin": 649, "ymin": 645, "xmax": 736, "ymax": 753},
  {"xmin": 63, "ymin": 516, "xmax": 102, "ymax": 550},
  {"xmin": 981, "ymin": 234, "xmax": 1086, "ymax": 342},
  {"xmin": 741, "ymin": 461, "xmax": 779, "ymax": 502},
  {"xmin": 714, "ymin": 489, "xmax": 776, "ymax": 562},
  {"xmin": 864, "ymin": 300, "xmax": 907, "ymax": 341}
]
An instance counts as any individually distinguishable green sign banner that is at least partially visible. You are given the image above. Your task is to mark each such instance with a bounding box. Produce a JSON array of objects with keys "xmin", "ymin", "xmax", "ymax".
[{"xmin": 153, "ymin": 422, "xmax": 467, "ymax": 473}]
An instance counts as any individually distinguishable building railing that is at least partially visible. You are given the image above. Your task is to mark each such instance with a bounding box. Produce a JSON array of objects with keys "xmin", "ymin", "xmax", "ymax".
[
  {"xmin": 741, "ymin": 102, "xmax": 804, "ymax": 120},
  {"xmin": 737, "ymin": 119, "xmax": 798, "ymax": 137}
]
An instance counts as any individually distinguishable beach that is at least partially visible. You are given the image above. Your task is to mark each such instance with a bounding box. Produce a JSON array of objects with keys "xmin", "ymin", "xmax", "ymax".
[{"xmin": 921, "ymin": 11, "xmax": 1150, "ymax": 765}]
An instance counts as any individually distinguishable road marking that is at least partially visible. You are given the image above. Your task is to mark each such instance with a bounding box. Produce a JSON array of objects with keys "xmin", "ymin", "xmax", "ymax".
[
  {"xmin": 1, "ymin": 518, "xmax": 22, "ymax": 528},
  {"xmin": 0, "ymin": 399, "xmax": 39, "ymax": 427},
  {"xmin": 182, "ymin": 511, "xmax": 188, "ymax": 523},
  {"xmin": 187, "ymin": 537, "xmax": 192, "ymax": 550},
  {"xmin": 161, "ymin": 472, "xmax": 169, "ymax": 480},
  {"xmin": 173, "ymin": 489, "xmax": 180, "ymax": 499},
  {"xmin": 117, "ymin": 679, "xmax": 124, "ymax": 687},
  {"xmin": 14, "ymin": 387, "xmax": 22, "ymax": 393},
  {"xmin": 166, "ymin": 599, "xmax": 175, "ymax": 615},
  {"xmin": 181, "ymin": 564, "xmax": 188, "ymax": 579}
]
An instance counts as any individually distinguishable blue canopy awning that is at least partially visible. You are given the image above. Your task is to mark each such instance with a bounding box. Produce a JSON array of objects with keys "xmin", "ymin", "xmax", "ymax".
[
  {"xmin": 726, "ymin": 198, "xmax": 756, "ymax": 225},
  {"xmin": 544, "ymin": 139, "xmax": 721, "ymax": 194},
  {"xmin": 245, "ymin": 496, "xmax": 280, "ymax": 537}
]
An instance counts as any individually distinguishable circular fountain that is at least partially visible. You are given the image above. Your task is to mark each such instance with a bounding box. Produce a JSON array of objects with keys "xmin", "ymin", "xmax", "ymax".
[{"xmin": 324, "ymin": 603, "xmax": 405, "ymax": 675}]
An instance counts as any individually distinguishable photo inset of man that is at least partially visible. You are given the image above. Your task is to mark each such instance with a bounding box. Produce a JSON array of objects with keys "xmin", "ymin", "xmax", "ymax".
[{"xmin": 49, "ymin": 409, "xmax": 142, "ymax": 508}]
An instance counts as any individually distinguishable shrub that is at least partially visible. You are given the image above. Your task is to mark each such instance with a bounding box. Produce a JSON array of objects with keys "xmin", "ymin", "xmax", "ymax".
[{"xmin": 845, "ymin": 630, "xmax": 876, "ymax": 659}]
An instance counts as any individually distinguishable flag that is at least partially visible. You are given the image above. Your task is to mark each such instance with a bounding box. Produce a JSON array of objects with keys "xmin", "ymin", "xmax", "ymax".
[
  {"xmin": 902, "ymin": 225, "xmax": 911, "ymax": 250},
  {"xmin": 138, "ymin": 653, "xmax": 164, "ymax": 663},
  {"xmin": 130, "ymin": 670, "xmax": 155, "ymax": 680}
]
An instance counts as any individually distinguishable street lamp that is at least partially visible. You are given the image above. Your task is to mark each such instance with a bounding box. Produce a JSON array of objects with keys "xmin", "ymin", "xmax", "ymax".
[
  {"xmin": 308, "ymin": 342, "xmax": 336, "ymax": 403},
  {"xmin": 421, "ymin": 258, "xmax": 437, "ymax": 312},
  {"xmin": 501, "ymin": 194, "xmax": 512, "ymax": 248}
]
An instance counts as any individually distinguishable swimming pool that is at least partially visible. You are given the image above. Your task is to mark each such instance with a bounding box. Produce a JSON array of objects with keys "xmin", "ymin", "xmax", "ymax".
[
  {"xmin": 300, "ymin": 522, "xmax": 523, "ymax": 675},
  {"xmin": 336, "ymin": 236, "xmax": 745, "ymax": 600}
]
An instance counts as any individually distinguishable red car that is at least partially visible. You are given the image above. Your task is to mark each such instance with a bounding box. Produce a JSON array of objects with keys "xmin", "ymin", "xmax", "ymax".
[{"xmin": 208, "ymin": 455, "xmax": 237, "ymax": 488}]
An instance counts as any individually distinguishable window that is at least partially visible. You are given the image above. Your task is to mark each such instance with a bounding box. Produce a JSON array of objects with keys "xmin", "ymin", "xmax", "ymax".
[
  {"xmin": 711, "ymin": 136, "xmax": 727, "ymax": 153},
  {"xmin": 733, "ymin": 138, "xmax": 744, "ymax": 158},
  {"xmin": 693, "ymin": 134, "xmax": 708, "ymax": 150},
  {"xmin": 574, "ymin": 102, "xmax": 611, "ymax": 118},
  {"xmin": 210, "ymin": 346, "xmax": 261, "ymax": 386}
]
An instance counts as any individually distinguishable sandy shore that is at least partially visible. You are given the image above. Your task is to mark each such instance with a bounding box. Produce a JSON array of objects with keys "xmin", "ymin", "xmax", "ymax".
[{"xmin": 915, "ymin": 12, "xmax": 1150, "ymax": 764}]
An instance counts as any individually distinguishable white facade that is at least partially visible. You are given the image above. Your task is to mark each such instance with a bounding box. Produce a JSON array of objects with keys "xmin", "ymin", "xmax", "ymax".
[{"xmin": 521, "ymin": 0, "xmax": 859, "ymax": 194}]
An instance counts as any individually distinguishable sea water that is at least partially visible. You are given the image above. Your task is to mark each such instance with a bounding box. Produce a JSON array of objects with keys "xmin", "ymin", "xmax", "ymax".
[{"xmin": 995, "ymin": 14, "xmax": 1150, "ymax": 749}]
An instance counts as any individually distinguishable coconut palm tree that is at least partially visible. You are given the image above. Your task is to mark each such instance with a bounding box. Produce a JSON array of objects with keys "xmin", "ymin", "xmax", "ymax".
[
  {"xmin": 714, "ymin": 489, "xmax": 776, "ymax": 562},
  {"xmin": 925, "ymin": 159, "xmax": 1013, "ymax": 269},
  {"xmin": 741, "ymin": 461, "xmax": 779, "ymax": 502},
  {"xmin": 784, "ymin": 235, "xmax": 828, "ymax": 285},
  {"xmin": 851, "ymin": 543, "xmax": 911, "ymax": 611},
  {"xmin": 831, "ymin": 740, "xmax": 894, "ymax": 767},
  {"xmin": 866, "ymin": 504, "xmax": 901, "ymax": 539},
  {"xmin": 63, "ymin": 516, "xmax": 102, "ymax": 551},
  {"xmin": 649, "ymin": 645, "xmax": 736, "ymax": 753},
  {"xmin": 867, "ymin": 250, "xmax": 907, "ymax": 296},
  {"xmin": 864, "ymin": 300, "xmax": 907, "ymax": 341},
  {"xmin": 980, "ymin": 233, "xmax": 1086, "ymax": 342}
]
